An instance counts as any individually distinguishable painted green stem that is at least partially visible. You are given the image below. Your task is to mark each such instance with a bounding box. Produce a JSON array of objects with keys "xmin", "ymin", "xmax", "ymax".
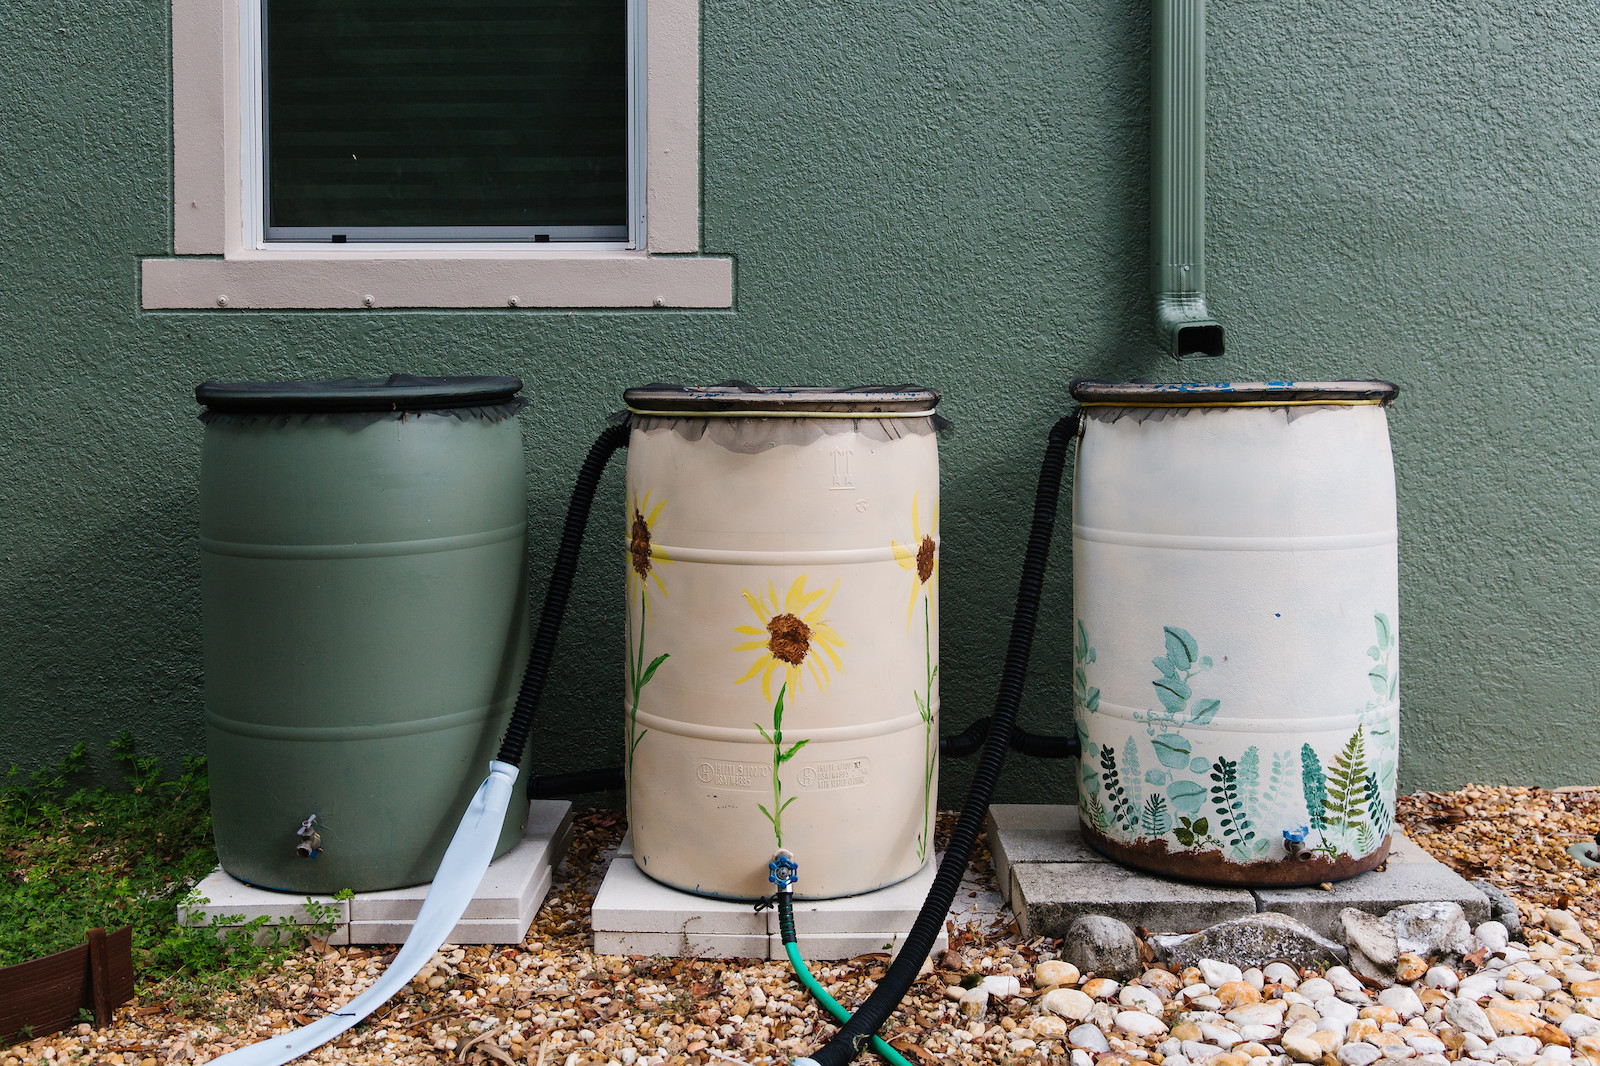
[{"xmin": 914, "ymin": 594, "xmax": 937, "ymax": 862}]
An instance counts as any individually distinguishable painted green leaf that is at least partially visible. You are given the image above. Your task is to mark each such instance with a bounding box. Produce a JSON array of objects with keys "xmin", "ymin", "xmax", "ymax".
[
  {"xmin": 1164, "ymin": 627, "xmax": 1198, "ymax": 670},
  {"xmin": 639, "ymin": 652, "xmax": 670, "ymax": 688},
  {"xmin": 1152, "ymin": 656, "xmax": 1178, "ymax": 680},
  {"xmin": 1154, "ymin": 675, "xmax": 1192, "ymax": 701},
  {"xmin": 1152, "ymin": 733, "xmax": 1192, "ymax": 768},
  {"xmin": 1192, "ymin": 816, "xmax": 1209, "ymax": 836},
  {"xmin": 779, "ymin": 740, "xmax": 809, "ymax": 763},
  {"xmin": 1189, "ymin": 757, "xmax": 1209, "ymax": 774},
  {"xmin": 1375, "ymin": 613, "xmax": 1391, "ymax": 648},
  {"xmin": 1156, "ymin": 686, "xmax": 1189, "ymax": 716},
  {"xmin": 1145, "ymin": 769, "xmax": 1169, "ymax": 787},
  {"xmin": 1086, "ymin": 690, "xmax": 1100, "ymax": 713},
  {"xmin": 1190, "ymin": 698, "xmax": 1222, "ymax": 725},
  {"xmin": 1367, "ymin": 645, "xmax": 1381, "ymax": 660},
  {"xmin": 1168, "ymin": 779, "xmax": 1206, "ymax": 814},
  {"xmin": 1196, "ymin": 656, "xmax": 1213, "ymax": 670},
  {"xmin": 755, "ymin": 724, "xmax": 774, "ymax": 745}
]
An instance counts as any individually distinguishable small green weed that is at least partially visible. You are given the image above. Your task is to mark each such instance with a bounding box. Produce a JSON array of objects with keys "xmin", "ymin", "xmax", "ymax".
[{"xmin": 0, "ymin": 735, "xmax": 318, "ymax": 994}]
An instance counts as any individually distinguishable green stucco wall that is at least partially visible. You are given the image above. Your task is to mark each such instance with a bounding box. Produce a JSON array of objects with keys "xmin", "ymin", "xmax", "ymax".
[{"xmin": 2, "ymin": 0, "xmax": 1597, "ymax": 805}]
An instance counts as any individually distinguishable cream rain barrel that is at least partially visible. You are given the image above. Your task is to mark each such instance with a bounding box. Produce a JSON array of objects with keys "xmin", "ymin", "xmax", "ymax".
[
  {"xmin": 1070, "ymin": 381, "xmax": 1400, "ymax": 885},
  {"xmin": 621, "ymin": 385, "xmax": 941, "ymax": 899}
]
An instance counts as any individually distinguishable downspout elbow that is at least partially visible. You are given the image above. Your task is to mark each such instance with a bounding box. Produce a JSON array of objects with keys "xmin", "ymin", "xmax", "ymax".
[{"xmin": 1154, "ymin": 292, "xmax": 1225, "ymax": 359}]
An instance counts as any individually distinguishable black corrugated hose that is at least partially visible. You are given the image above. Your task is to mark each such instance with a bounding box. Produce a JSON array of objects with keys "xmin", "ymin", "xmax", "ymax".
[
  {"xmin": 497, "ymin": 422, "xmax": 631, "ymax": 767},
  {"xmin": 797, "ymin": 409, "xmax": 1081, "ymax": 1066}
]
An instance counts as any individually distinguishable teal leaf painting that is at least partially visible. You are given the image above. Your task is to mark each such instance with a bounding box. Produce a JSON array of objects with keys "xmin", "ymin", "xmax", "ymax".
[
  {"xmin": 1168, "ymin": 779, "xmax": 1207, "ymax": 814},
  {"xmin": 1152, "ymin": 733, "xmax": 1192, "ymax": 768}
]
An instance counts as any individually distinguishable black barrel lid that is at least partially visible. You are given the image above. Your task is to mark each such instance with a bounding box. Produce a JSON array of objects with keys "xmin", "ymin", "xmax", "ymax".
[
  {"xmin": 624, "ymin": 382, "xmax": 939, "ymax": 416},
  {"xmin": 1071, "ymin": 380, "xmax": 1398, "ymax": 406},
  {"xmin": 196, "ymin": 374, "xmax": 524, "ymax": 414}
]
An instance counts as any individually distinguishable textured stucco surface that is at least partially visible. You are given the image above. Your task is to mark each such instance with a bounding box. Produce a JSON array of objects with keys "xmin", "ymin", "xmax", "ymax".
[{"xmin": 2, "ymin": 0, "xmax": 1597, "ymax": 802}]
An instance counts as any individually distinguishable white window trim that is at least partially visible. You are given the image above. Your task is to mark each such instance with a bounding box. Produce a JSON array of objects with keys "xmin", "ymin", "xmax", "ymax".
[{"xmin": 144, "ymin": 0, "xmax": 732, "ymax": 310}]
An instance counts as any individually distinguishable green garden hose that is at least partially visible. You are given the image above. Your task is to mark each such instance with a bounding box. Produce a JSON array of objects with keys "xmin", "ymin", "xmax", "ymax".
[{"xmin": 768, "ymin": 854, "xmax": 914, "ymax": 1066}]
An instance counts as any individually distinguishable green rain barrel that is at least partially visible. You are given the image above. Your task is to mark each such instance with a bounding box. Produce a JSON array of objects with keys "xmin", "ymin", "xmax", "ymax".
[{"xmin": 197, "ymin": 375, "xmax": 531, "ymax": 893}]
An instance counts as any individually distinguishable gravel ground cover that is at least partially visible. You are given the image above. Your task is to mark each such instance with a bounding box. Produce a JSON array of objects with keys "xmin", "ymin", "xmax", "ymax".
[{"xmin": 6, "ymin": 788, "xmax": 1600, "ymax": 1066}]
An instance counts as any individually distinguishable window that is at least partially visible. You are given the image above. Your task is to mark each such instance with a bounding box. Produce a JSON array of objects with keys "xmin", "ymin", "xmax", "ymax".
[{"xmin": 144, "ymin": 0, "xmax": 732, "ymax": 309}]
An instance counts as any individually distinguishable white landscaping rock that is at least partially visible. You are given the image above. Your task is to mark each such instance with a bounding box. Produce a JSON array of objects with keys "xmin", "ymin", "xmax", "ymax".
[
  {"xmin": 959, "ymin": 987, "xmax": 989, "ymax": 1017},
  {"xmin": 1030, "ymin": 1015, "xmax": 1069, "ymax": 1039},
  {"xmin": 1444, "ymin": 998, "xmax": 1497, "ymax": 1042},
  {"xmin": 1069, "ymin": 1023, "xmax": 1110, "ymax": 1052},
  {"xmin": 1120, "ymin": 985, "xmax": 1165, "ymax": 1014},
  {"xmin": 1230, "ymin": 1003, "xmax": 1289, "ymax": 1028},
  {"xmin": 1337, "ymin": 1043, "xmax": 1384, "ymax": 1066},
  {"xmin": 980, "ymin": 975, "xmax": 1021, "ymax": 998},
  {"xmin": 1455, "ymin": 974, "xmax": 1499, "ymax": 1001},
  {"xmin": 1404, "ymin": 1034, "xmax": 1448, "ymax": 1055},
  {"xmin": 1378, "ymin": 986, "xmax": 1425, "ymax": 1019},
  {"xmin": 1317, "ymin": 997, "xmax": 1361, "ymax": 1024},
  {"xmin": 1114, "ymin": 1011, "xmax": 1168, "ymax": 1038},
  {"xmin": 1265, "ymin": 963, "xmax": 1300, "ymax": 985},
  {"xmin": 1041, "ymin": 988, "xmax": 1094, "ymax": 1021},
  {"xmin": 1241, "ymin": 1023, "xmax": 1282, "ymax": 1043},
  {"xmin": 1422, "ymin": 966, "xmax": 1459, "ymax": 990},
  {"xmin": 1488, "ymin": 1035, "xmax": 1540, "ymax": 1059},
  {"xmin": 1473, "ymin": 921, "xmax": 1510, "ymax": 954},
  {"xmin": 1299, "ymin": 977, "xmax": 1336, "ymax": 1000},
  {"xmin": 1201, "ymin": 959, "xmax": 1245, "ymax": 988},
  {"xmin": 1200, "ymin": 1022, "xmax": 1243, "ymax": 1048},
  {"xmin": 1327, "ymin": 966, "xmax": 1366, "ymax": 994}
]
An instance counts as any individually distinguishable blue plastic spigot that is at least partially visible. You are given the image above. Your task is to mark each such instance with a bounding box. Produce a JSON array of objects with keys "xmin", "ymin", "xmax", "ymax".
[{"xmin": 768, "ymin": 850, "xmax": 798, "ymax": 892}]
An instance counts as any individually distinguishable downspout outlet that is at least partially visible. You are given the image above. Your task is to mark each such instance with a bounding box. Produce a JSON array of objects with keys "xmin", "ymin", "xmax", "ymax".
[{"xmin": 1155, "ymin": 292, "xmax": 1225, "ymax": 359}]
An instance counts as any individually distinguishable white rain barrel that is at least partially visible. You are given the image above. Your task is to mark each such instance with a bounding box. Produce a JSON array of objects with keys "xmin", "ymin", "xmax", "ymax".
[
  {"xmin": 621, "ymin": 385, "xmax": 941, "ymax": 899},
  {"xmin": 1070, "ymin": 381, "xmax": 1399, "ymax": 885}
]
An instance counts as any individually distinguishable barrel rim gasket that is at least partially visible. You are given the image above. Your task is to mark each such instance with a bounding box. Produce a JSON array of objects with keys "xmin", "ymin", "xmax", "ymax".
[
  {"xmin": 196, "ymin": 374, "xmax": 524, "ymax": 414},
  {"xmin": 622, "ymin": 382, "xmax": 940, "ymax": 416},
  {"xmin": 1070, "ymin": 380, "xmax": 1398, "ymax": 407}
]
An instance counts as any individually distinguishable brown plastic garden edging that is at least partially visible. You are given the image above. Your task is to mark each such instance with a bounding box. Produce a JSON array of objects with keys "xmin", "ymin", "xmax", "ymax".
[{"xmin": 0, "ymin": 927, "xmax": 135, "ymax": 1046}]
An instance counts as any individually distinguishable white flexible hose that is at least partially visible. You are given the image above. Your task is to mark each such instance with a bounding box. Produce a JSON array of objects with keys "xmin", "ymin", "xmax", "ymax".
[{"xmin": 206, "ymin": 761, "xmax": 521, "ymax": 1066}]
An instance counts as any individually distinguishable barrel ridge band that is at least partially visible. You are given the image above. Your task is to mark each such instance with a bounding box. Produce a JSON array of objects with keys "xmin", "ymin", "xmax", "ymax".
[{"xmin": 626, "ymin": 407, "xmax": 938, "ymax": 419}]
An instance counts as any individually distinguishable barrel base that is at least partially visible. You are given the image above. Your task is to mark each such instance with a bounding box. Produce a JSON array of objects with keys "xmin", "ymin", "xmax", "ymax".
[{"xmin": 1080, "ymin": 823, "xmax": 1390, "ymax": 887}]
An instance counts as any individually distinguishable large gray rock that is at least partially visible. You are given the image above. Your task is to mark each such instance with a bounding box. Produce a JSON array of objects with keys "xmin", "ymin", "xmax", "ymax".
[
  {"xmin": 1162, "ymin": 912, "xmax": 1348, "ymax": 971},
  {"xmin": 1063, "ymin": 914, "xmax": 1142, "ymax": 981},
  {"xmin": 1385, "ymin": 901, "xmax": 1473, "ymax": 958},
  {"xmin": 1339, "ymin": 906, "xmax": 1398, "ymax": 982},
  {"xmin": 1471, "ymin": 880, "xmax": 1524, "ymax": 942}
]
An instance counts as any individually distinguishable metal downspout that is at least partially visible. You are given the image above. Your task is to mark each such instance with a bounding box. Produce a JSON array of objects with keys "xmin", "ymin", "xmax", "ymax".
[{"xmin": 1153, "ymin": 0, "xmax": 1225, "ymax": 358}]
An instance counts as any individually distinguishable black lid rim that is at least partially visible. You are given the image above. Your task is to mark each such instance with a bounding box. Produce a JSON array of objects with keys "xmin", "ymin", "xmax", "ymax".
[{"xmin": 196, "ymin": 374, "xmax": 525, "ymax": 413}]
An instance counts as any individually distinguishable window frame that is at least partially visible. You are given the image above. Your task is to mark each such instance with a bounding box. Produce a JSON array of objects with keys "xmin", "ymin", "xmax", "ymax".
[
  {"xmin": 246, "ymin": 0, "xmax": 644, "ymax": 248},
  {"xmin": 144, "ymin": 0, "xmax": 732, "ymax": 309}
]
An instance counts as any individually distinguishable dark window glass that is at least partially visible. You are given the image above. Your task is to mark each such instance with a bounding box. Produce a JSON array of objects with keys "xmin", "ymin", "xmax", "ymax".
[{"xmin": 264, "ymin": 0, "xmax": 627, "ymax": 240}]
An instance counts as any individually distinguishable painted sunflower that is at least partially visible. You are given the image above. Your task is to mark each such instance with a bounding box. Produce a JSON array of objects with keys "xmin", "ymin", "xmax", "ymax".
[
  {"xmin": 734, "ymin": 575, "xmax": 846, "ymax": 701},
  {"xmin": 626, "ymin": 489, "xmax": 672, "ymax": 617},
  {"xmin": 891, "ymin": 492, "xmax": 939, "ymax": 627}
]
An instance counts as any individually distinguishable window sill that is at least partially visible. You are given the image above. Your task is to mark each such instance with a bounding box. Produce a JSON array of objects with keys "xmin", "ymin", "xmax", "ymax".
[{"xmin": 140, "ymin": 250, "xmax": 733, "ymax": 309}]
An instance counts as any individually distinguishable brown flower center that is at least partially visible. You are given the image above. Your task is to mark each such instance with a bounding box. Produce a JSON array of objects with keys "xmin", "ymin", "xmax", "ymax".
[
  {"xmin": 630, "ymin": 511, "xmax": 652, "ymax": 579},
  {"xmin": 766, "ymin": 613, "xmax": 812, "ymax": 666},
  {"xmin": 916, "ymin": 535, "xmax": 936, "ymax": 584}
]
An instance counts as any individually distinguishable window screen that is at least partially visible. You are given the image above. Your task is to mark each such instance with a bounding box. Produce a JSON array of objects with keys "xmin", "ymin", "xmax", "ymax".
[{"xmin": 263, "ymin": 0, "xmax": 628, "ymax": 242}]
